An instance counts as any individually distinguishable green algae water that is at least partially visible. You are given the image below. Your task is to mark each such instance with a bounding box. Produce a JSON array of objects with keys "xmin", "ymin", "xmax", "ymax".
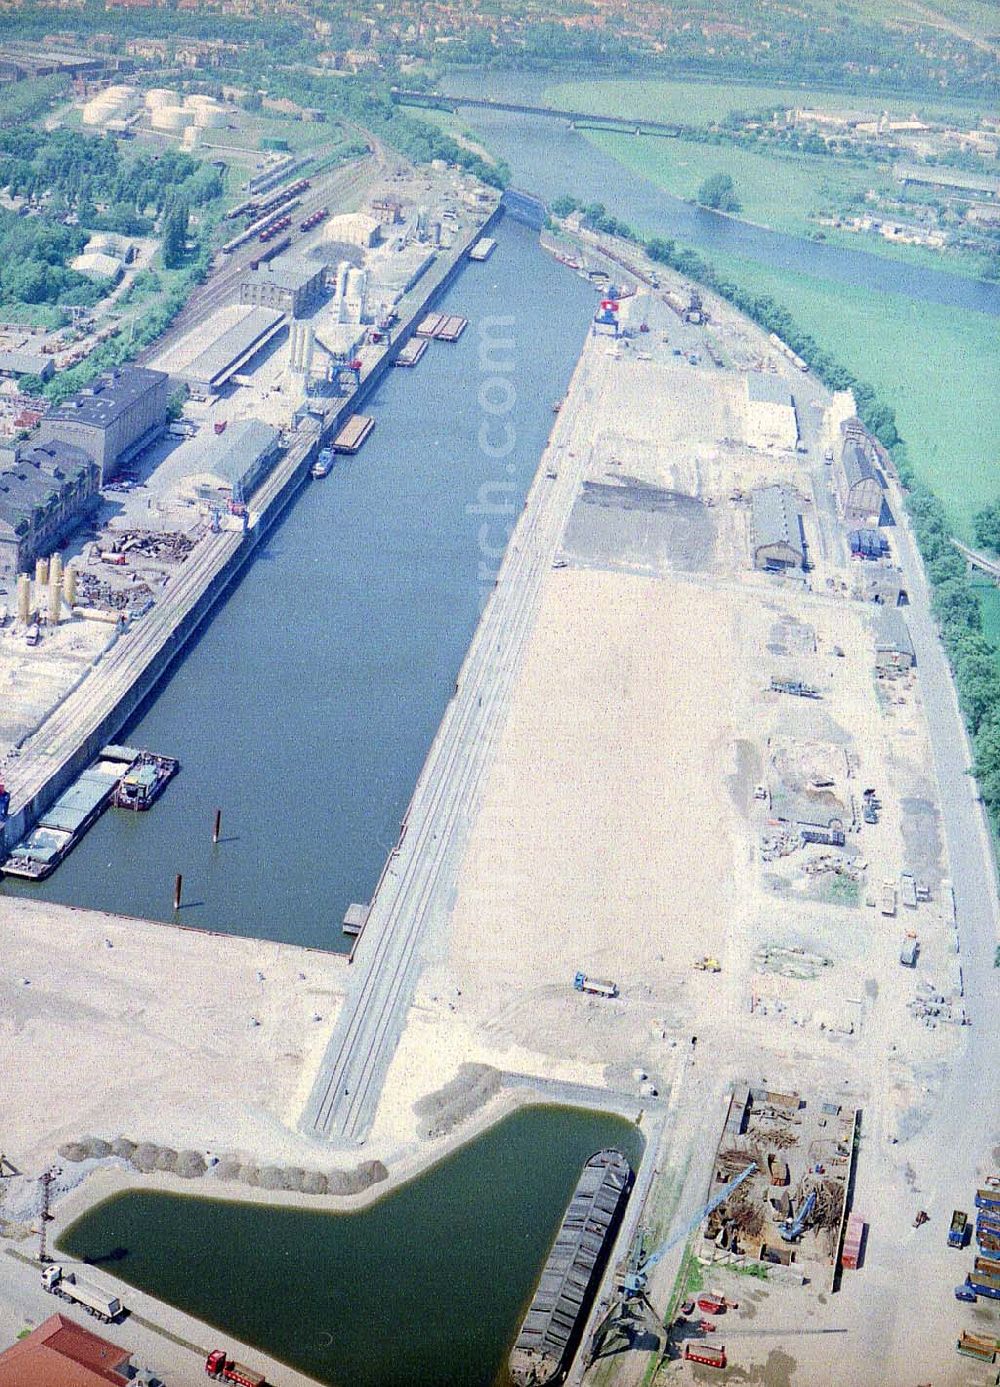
[{"xmin": 59, "ymin": 1106, "xmax": 645, "ymax": 1387}]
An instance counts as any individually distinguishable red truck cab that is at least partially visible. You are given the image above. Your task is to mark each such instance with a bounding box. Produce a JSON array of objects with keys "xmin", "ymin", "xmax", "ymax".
[{"xmin": 205, "ymin": 1350, "xmax": 265, "ymax": 1386}]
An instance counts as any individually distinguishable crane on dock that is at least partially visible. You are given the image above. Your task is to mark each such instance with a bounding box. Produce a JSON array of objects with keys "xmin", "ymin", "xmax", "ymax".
[{"xmin": 585, "ymin": 1162, "xmax": 757, "ymax": 1366}]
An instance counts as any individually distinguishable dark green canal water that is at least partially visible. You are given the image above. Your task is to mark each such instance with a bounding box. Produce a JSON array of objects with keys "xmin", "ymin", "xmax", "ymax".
[{"xmin": 59, "ymin": 1106, "xmax": 645, "ymax": 1387}]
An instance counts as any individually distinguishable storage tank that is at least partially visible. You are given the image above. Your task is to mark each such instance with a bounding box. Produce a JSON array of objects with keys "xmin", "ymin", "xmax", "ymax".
[
  {"xmin": 48, "ymin": 552, "xmax": 62, "ymax": 625},
  {"xmin": 35, "ymin": 556, "xmax": 48, "ymax": 587},
  {"xmin": 17, "ymin": 573, "xmax": 31, "ymax": 625},
  {"xmin": 151, "ymin": 105, "xmax": 193, "ymax": 133},
  {"xmin": 193, "ymin": 105, "xmax": 225, "ymax": 129},
  {"xmin": 83, "ymin": 97, "xmax": 115, "ymax": 126},
  {"xmin": 63, "ymin": 565, "xmax": 77, "ymax": 608}
]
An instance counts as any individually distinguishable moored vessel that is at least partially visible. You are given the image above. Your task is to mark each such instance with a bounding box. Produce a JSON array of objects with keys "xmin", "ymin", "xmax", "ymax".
[{"xmin": 509, "ymin": 1148, "xmax": 632, "ymax": 1386}]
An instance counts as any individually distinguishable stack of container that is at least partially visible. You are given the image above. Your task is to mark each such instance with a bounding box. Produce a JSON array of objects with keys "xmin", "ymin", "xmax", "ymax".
[{"xmin": 841, "ymin": 1212, "xmax": 865, "ymax": 1270}]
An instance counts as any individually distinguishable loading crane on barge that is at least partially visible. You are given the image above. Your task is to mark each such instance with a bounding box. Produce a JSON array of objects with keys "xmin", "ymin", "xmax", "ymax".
[{"xmin": 585, "ymin": 1162, "xmax": 757, "ymax": 1365}]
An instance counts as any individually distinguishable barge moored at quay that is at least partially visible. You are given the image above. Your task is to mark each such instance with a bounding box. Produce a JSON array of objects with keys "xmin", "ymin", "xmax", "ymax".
[
  {"xmin": 2, "ymin": 744, "xmax": 178, "ymax": 879},
  {"xmin": 331, "ymin": 413, "xmax": 375, "ymax": 455},
  {"xmin": 509, "ymin": 1149, "xmax": 633, "ymax": 1386}
]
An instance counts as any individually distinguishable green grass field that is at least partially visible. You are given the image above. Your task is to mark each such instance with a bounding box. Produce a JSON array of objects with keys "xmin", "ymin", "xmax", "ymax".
[
  {"xmin": 690, "ymin": 249, "xmax": 1000, "ymax": 539},
  {"xmin": 585, "ymin": 129, "xmax": 881, "ymax": 240},
  {"xmin": 547, "ymin": 75, "xmax": 991, "ymax": 127}
]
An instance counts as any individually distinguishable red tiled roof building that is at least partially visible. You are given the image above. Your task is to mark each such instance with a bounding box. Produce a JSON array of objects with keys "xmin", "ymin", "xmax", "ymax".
[{"xmin": 0, "ymin": 1314, "xmax": 132, "ymax": 1387}]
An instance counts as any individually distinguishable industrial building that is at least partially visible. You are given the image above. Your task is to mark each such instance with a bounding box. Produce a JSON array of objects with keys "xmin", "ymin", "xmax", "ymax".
[
  {"xmin": 184, "ymin": 418, "xmax": 281, "ymax": 507},
  {"xmin": 0, "ymin": 1313, "xmax": 132, "ymax": 1387},
  {"xmin": 160, "ymin": 305, "xmax": 286, "ymax": 398},
  {"xmin": 874, "ymin": 607, "xmax": 915, "ymax": 671},
  {"xmin": 836, "ymin": 420, "xmax": 885, "ymax": 527},
  {"xmin": 36, "ymin": 366, "xmax": 169, "ymax": 485},
  {"xmin": 0, "ymin": 440, "xmax": 100, "ymax": 583},
  {"xmin": 750, "ymin": 485, "xmax": 805, "ymax": 570},
  {"xmin": 744, "ymin": 373, "xmax": 799, "ymax": 450},
  {"xmin": 0, "ymin": 348, "xmax": 54, "ymax": 383},
  {"xmin": 239, "ymin": 254, "xmax": 325, "ymax": 318}
]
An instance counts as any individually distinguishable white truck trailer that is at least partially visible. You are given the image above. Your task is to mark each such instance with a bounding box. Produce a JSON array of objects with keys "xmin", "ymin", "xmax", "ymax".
[{"xmin": 42, "ymin": 1264, "xmax": 123, "ymax": 1322}]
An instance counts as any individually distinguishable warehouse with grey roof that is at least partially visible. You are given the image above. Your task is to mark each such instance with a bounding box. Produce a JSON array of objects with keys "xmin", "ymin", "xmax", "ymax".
[
  {"xmin": 744, "ymin": 372, "xmax": 798, "ymax": 450},
  {"xmin": 153, "ymin": 305, "xmax": 286, "ymax": 399},
  {"xmin": 750, "ymin": 484, "xmax": 805, "ymax": 571}
]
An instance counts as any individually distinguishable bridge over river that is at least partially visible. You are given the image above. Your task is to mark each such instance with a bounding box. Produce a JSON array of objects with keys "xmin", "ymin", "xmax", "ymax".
[{"xmin": 391, "ymin": 87, "xmax": 689, "ymax": 138}]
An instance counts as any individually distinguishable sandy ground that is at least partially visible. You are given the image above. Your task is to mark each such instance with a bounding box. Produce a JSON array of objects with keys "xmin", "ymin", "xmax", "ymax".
[
  {"xmin": 0, "ymin": 614, "xmax": 114, "ymax": 761},
  {"xmin": 0, "ymin": 898, "xmax": 347, "ymax": 1184}
]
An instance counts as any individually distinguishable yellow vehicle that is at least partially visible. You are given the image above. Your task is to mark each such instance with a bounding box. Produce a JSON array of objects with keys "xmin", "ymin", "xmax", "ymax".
[{"xmin": 693, "ymin": 956, "xmax": 721, "ymax": 973}]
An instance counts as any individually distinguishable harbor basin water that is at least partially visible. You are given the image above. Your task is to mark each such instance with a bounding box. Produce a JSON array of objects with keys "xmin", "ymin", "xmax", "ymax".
[{"xmin": 59, "ymin": 1105, "xmax": 646, "ymax": 1387}]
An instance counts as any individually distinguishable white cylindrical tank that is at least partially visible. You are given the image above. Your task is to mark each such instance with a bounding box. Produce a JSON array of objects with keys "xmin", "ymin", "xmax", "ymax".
[
  {"xmin": 83, "ymin": 97, "xmax": 114, "ymax": 126},
  {"xmin": 151, "ymin": 105, "xmax": 193, "ymax": 133},
  {"xmin": 63, "ymin": 565, "xmax": 77, "ymax": 608},
  {"xmin": 193, "ymin": 106, "xmax": 225, "ymax": 129},
  {"xmin": 17, "ymin": 573, "xmax": 31, "ymax": 624},
  {"xmin": 48, "ymin": 553, "xmax": 62, "ymax": 625},
  {"xmin": 35, "ymin": 556, "xmax": 48, "ymax": 587}
]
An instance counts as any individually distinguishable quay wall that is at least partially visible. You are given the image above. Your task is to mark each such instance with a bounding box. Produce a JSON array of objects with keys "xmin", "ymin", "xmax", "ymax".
[{"xmin": 0, "ymin": 203, "xmax": 502, "ymax": 854}]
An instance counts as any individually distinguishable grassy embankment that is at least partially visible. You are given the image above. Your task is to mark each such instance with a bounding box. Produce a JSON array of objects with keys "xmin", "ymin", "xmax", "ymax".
[{"xmin": 546, "ymin": 76, "xmax": 995, "ymax": 278}]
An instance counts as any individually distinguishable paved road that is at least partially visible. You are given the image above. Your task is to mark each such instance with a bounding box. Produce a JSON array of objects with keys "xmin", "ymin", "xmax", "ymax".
[
  {"xmin": 300, "ymin": 336, "xmax": 604, "ymax": 1144},
  {"xmin": 0, "ymin": 1245, "xmax": 325, "ymax": 1387}
]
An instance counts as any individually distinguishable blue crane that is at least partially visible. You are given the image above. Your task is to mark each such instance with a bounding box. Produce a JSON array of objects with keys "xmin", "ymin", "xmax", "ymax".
[
  {"xmin": 586, "ymin": 1161, "xmax": 758, "ymax": 1368},
  {"xmin": 779, "ymin": 1189, "xmax": 817, "ymax": 1242},
  {"xmin": 624, "ymin": 1161, "xmax": 758, "ymax": 1296}
]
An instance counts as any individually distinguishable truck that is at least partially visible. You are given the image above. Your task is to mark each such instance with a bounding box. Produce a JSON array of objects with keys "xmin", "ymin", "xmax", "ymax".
[
  {"xmin": 947, "ymin": 1210, "xmax": 969, "ymax": 1248},
  {"xmin": 683, "ymin": 1342, "xmax": 726, "ymax": 1368},
  {"xmin": 967, "ymin": 1258, "xmax": 1000, "ymax": 1300},
  {"xmin": 879, "ymin": 881, "xmax": 897, "ymax": 917},
  {"xmin": 42, "ymin": 1264, "xmax": 122, "ymax": 1322},
  {"xmin": 573, "ymin": 972, "xmax": 618, "ymax": 999},
  {"xmin": 205, "ymin": 1350, "xmax": 266, "ymax": 1386},
  {"xmin": 899, "ymin": 936, "xmax": 919, "ymax": 967}
]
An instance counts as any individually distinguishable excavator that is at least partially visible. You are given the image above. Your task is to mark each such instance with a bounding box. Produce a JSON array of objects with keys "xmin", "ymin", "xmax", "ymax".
[{"xmin": 779, "ymin": 1189, "xmax": 817, "ymax": 1242}]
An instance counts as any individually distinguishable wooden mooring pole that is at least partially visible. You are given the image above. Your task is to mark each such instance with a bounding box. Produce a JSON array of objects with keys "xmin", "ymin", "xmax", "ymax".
[
  {"xmin": 173, "ymin": 873, "xmax": 182, "ymax": 911},
  {"xmin": 212, "ymin": 808, "xmax": 222, "ymax": 845}
]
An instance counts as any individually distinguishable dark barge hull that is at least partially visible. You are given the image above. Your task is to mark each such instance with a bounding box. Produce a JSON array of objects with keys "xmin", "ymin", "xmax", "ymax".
[{"xmin": 509, "ymin": 1148, "xmax": 632, "ymax": 1386}]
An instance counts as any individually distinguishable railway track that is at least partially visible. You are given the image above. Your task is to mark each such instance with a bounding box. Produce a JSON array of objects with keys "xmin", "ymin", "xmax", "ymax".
[
  {"xmin": 301, "ymin": 338, "xmax": 603, "ymax": 1143},
  {"xmin": 141, "ymin": 157, "xmax": 380, "ymax": 366},
  {"xmin": 3, "ymin": 434, "xmax": 315, "ymax": 820}
]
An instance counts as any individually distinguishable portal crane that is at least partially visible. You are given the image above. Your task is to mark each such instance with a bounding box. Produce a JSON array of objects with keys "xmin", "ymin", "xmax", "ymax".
[{"xmin": 586, "ymin": 1162, "xmax": 757, "ymax": 1365}]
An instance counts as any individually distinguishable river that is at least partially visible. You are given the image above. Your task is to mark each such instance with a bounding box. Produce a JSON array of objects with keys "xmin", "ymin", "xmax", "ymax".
[
  {"xmin": 442, "ymin": 71, "xmax": 1000, "ymax": 317},
  {"xmin": 59, "ymin": 1106, "xmax": 645, "ymax": 1387},
  {"xmin": 2, "ymin": 217, "xmax": 596, "ymax": 948}
]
